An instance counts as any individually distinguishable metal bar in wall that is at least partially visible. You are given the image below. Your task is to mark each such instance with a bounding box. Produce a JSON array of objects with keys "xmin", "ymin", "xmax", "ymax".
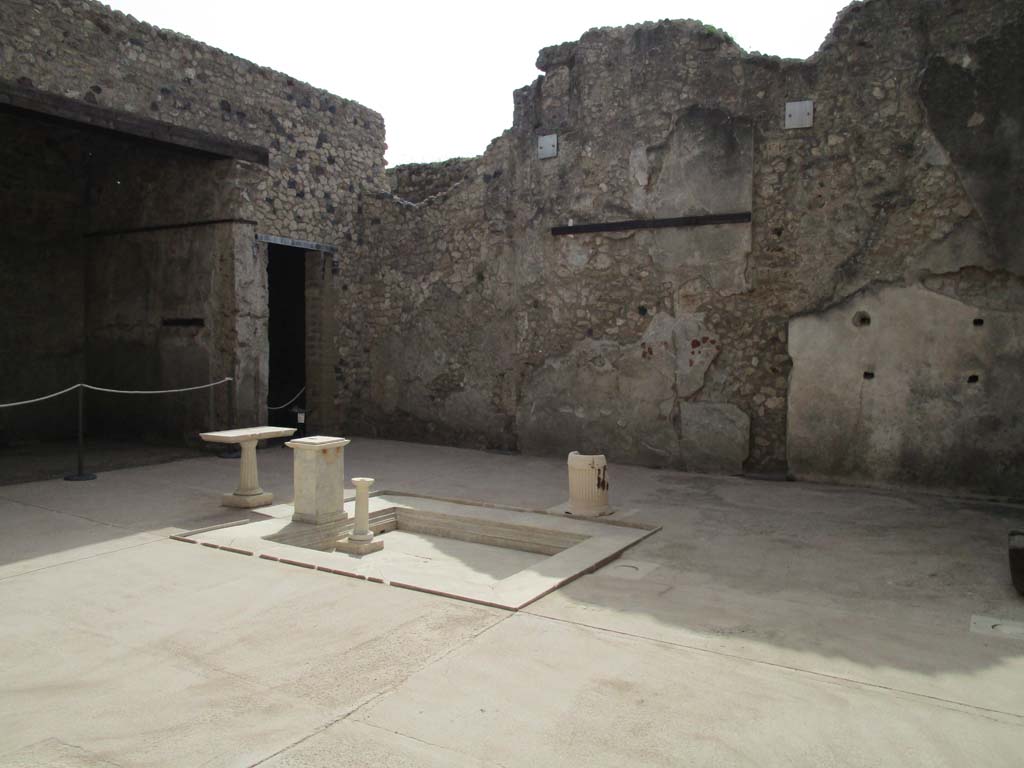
[
  {"xmin": 255, "ymin": 233, "xmax": 337, "ymax": 254},
  {"xmin": 84, "ymin": 218, "xmax": 258, "ymax": 238},
  {"xmin": 550, "ymin": 211, "xmax": 751, "ymax": 236}
]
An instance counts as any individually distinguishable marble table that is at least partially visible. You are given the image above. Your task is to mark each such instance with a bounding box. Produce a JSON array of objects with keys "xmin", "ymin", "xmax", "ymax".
[{"xmin": 199, "ymin": 426, "xmax": 296, "ymax": 508}]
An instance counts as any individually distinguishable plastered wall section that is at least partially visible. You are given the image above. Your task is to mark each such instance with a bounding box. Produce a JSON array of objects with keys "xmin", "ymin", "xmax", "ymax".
[{"xmin": 789, "ymin": 283, "xmax": 1024, "ymax": 495}]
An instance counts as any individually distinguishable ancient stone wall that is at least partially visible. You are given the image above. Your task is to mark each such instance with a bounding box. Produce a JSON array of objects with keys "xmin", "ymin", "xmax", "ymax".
[
  {"xmin": 0, "ymin": 0, "xmax": 387, "ymax": 436},
  {"xmin": 387, "ymin": 158, "xmax": 476, "ymax": 203},
  {"xmin": 349, "ymin": 0, "xmax": 1023, "ymax": 495},
  {"xmin": 0, "ymin": 0, "xmax": 385, "ymax": 246},
  {"xmin": 2, "ymin": 0, "xmax": 1020, "ymax": 495}
]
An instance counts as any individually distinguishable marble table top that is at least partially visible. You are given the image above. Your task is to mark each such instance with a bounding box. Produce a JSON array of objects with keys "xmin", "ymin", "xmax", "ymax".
[{"xmin": 199, "ymin": 426, "xmax": 296, "ymax": 444}]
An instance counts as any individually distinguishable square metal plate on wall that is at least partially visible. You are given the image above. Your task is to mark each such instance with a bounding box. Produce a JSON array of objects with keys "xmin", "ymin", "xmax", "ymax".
[
  {"xmin": 538, "ymin": 133, "xmax": 558, "ymax": 159},
  {"xmin": 785, "ymin": 100, "xmax": 814, "ymax": 129}
]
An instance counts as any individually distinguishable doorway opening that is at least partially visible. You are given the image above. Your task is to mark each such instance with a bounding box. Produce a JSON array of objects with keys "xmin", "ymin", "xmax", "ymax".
[{"xmin": 267, "ymin": 243, "xmax": 306, "ymax": 429}]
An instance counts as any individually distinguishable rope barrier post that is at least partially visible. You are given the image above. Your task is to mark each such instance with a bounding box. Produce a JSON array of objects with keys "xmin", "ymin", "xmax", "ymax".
[
  {"xmin": 207, "ymin": 378, "xmax": 213, "ymax": 431},
  {"xmin": 228, "ymin": 374, "xmax": 237, "ymax": 429},
  {"xmin": 64, "ymin": 384, "xmax": 96, "ymax": 482},
  {"xmin": 218, "ymin": 376, "xmax": 241, "ymax": 459},
  {"xmin": 0, "ymin": 378, "xmax": 233, "ymax": 476}
]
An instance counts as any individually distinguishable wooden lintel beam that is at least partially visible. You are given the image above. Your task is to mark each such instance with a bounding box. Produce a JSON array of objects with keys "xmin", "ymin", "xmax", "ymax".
[
  {"xmin": 256, "ymin": 233, "xmax": 337, "ymax": 254},
  {"xmin": 0, "ymin": 78, "xmax": 269, "ymax": 166},
  {"xmin": 551, "ymin": 211, "xmax": 751, "ymax": 236},
  {"xmin": 85, "ymin": 218, "xmax": 258, "ymax": 238}
]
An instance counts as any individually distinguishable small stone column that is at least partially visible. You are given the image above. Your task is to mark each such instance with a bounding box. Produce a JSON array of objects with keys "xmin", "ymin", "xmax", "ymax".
[
  {"xmin": 235, "ymin": 439, "xmax": 265, "ymax": 500},
  {"xmin": 350, "ymin": 478, "xmax": 374, "ymax": 541},
  {"xmin": 286, "ymin": 435, "xmax": 350, "ymax": 525},
  {"xmin": 567, "ymin": 451, "xmax": 611, "ymax": 517},
  {"xmin": 336, "ymin": 477, "xmax": 383, "ymax": 555}
]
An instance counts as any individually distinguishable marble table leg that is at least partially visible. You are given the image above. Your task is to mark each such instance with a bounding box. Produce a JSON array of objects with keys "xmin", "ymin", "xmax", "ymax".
[{"xmin": 222, "ymin": 438, "xmax": 274, "ymax": 508}]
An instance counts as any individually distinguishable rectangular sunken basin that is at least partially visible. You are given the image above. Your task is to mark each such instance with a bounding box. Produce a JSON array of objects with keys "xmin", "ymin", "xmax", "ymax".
[{"xmin": 182, "ymin": 493, "xmax": 659, "ymax": 610}]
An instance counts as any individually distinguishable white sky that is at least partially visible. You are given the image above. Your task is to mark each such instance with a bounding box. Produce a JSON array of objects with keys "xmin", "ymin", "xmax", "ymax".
[{"xmin": 101, "ymin": 0, "xmax": 853, "ymax": 166}]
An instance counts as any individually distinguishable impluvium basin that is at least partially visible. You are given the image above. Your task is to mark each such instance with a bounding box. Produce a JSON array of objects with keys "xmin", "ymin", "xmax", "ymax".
[{"xmin": 180, "ymin": 492, "xmax": 658, "ymax": 610}]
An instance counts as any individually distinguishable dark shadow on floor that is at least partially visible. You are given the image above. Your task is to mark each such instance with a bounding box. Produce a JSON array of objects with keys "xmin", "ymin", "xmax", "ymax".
[{"xmin": 0, "ymin": 438, "xmax": 206, "ymax": 486}]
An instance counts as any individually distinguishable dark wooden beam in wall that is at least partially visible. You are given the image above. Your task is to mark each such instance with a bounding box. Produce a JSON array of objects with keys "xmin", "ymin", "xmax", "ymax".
[
  {"xmin": 85, "ymin": 218, "xmax": 258, "ymax": 238},
  {"xmin": 256, "ymin": 233, "xmax": 338, "ymax": 254},
  {"xmin": 551, "ymin": 211, "xmax": 751, "ymax": 236},
  {"xmin": 0, "ymin": 78, "xmax": 269, "ymax": 166}
]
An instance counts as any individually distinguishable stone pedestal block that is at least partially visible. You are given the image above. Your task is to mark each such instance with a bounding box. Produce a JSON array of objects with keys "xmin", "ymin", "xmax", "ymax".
[{"xmin": 286, "ymin": 435, "xmax": 350, "ymax": 525}]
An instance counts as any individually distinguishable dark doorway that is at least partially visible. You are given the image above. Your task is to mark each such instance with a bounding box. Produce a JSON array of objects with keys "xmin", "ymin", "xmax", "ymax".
[{"xmin": 267, "ymin": 244, "xmax": 306, "ymax": 428}]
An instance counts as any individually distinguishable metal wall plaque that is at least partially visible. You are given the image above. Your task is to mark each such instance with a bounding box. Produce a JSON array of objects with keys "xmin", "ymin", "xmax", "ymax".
[
  {"xmin": 785, "ymin": 100, "xmax": 814, "ymax": 130},
  {"xmin": 538, "ymin": 133, "xmax": 558, "ymax": 159}
]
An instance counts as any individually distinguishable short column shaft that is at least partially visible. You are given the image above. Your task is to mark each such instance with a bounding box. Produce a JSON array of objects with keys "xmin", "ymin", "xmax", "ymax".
[
  {"xmin": 350, "ymin": 478, "xmax": 374, "ymax": 541},
  {"xmin": 237, "ymin": 440, "xmax": 263, "ymax": 495}
]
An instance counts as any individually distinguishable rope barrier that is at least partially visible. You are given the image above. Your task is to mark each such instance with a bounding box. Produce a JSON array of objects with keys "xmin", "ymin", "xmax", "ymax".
[
  {"xmin": 83, "ymin": 377, "xmax": 233, "ymax": 395},
  {"xmin": 0, "ymin": 377, "xmax": 236, "ymax": 482},
  {"xmin": 0, "ymin": 378, "xmax": 233, "ymax": 408},
  {"xmin": 267, "ymin": 386, "xmax": 305, "ymax": 411},
  {"xmin": 0, "ymin": 383, "xmax": 83, "ymax": 409}
]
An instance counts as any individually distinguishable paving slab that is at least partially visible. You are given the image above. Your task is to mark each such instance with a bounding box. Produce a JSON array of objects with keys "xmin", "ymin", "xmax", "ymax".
[
  {"xmin": 0, "ymin": 439, "xmax": 203, "ymax": 486},
  {"xmin": 256, "ymin": 721, "xmax": 491, "ymax": 768},
  {"xmin": 525, "ymin": 574, "xmax": 1024, "ymax": 717},
  {"xmin": 0, "ymin": 463, "xmax": 256, "ymax": 535},
  {"xmin": 0, "ymin": 738, "xmax": 124, "ymax": 767},
  {"xmin": 518, "ymin": 464, "xmax": 1024, "ymax": 720},
  {"xmin": 354, "ymin": 612, "xmax": 1024, "ymax": 768},
  {"xmin": 0, "ymin": 438, "xmax": 1022, "ymax": 767},
  {"xmin": 0, "ymin": 497, "xmax": 160, "ymax": 580},
  {"xmin": 0, "ymin": 536, "xmax": 504, "ymax": 767}
]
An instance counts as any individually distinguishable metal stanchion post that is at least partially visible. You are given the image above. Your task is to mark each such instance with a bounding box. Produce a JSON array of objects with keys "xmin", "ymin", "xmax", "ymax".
[
  {"xmin": 65, "ymin": 384, "xmax": 96, "ymax": 481},
  {"xmin": 228, "ymin": 374, "xmax": 237, "ymax": 429},
  {"xmin": 219, "ymin": 375, "xmax": 241, "ymax": 459},
  {"xmin": 207, "ymin": 378, "xmax": 215, "ymax": 433}
]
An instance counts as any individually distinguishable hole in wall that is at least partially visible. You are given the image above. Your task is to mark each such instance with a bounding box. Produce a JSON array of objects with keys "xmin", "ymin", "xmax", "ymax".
[
  {"xmin": 638, "ymin": 305, "xmax": 648, "ymax": 317},
  {"xmin": 974, "ymin": 318, "xmax": 984, "ymax": 326},
  {"xmin": 967, "ymin": 374, "xmax": 980, "ymax": 384},
  {"xmin": 863, "ymin": 371, "xmax": 875, "ymax": 380},
  {"xmin": 852, "ymin": 311, "xmax": 871, "ymax": 327}
]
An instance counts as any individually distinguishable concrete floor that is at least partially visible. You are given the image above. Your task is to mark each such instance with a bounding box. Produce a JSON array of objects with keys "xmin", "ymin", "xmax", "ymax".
[{"xmin": 0, "ymin": 438, "xmax": 1022, "ymax": 767}]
